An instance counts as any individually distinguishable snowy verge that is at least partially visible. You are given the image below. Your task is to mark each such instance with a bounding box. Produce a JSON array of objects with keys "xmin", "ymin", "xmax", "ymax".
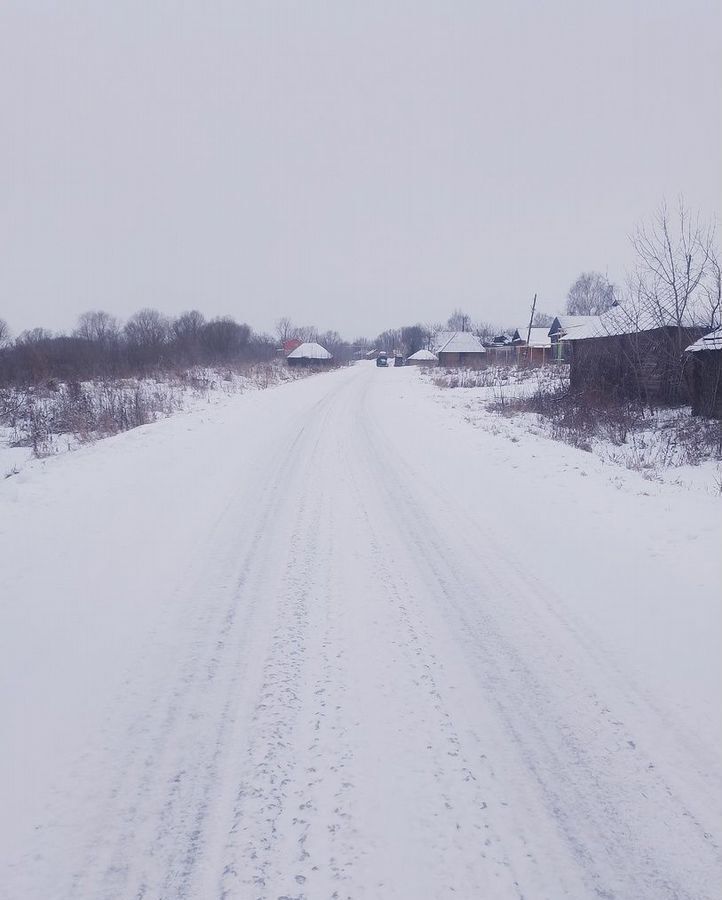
[
  {"xmin": 0, "ymin": 361, "xmax": 315, "ymax": 479},
  {"xmin": 425, "ymin": 365, "xmax": 722, "ymax": 494}
]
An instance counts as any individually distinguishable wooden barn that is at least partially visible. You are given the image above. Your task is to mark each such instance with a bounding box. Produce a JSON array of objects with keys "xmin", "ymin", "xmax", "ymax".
[
  {"xmin": 685, "ymin": 327, "xmax": 722, "ymax": 417},
  {"xmin": 548, "ymin": 316, "xmax": 599, "ymax": 362},
  {"xmin": 561, "ymin": 307, "xmax": 708, "ymax": 405},
  {"xmin": 435, "ymin": 332, "xmax": 486, "ymax": 368},
  {"xmin": 406, "ymin": 348, "xmax": 439, "ymax": 366},
  {"xmin": 286, "ymin": 341, "xmax": 333, "ymax": 368}
]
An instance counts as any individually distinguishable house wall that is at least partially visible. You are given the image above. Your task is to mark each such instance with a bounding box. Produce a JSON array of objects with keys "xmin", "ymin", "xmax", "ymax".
[
  {"xmin": 437, "ymin": 351, "xmax": 486, "ymax": 368},
  {"xmin": 687, "ymin": 351, "xmax": 722, "ymax": 417},
  {"xmin": 568, "ymin": 327, "xmax": 706, "ymax": 404},
  {"xmin": 287, "ymin": 357, "xmax": 333, "ymax": 368},
  {"xmin": 485, "ymin": 346, "xmax": 515, "ymax": 366},
  {"xmin": 516, "ymin": 346, "xmax": 551, "ymax": 367}
]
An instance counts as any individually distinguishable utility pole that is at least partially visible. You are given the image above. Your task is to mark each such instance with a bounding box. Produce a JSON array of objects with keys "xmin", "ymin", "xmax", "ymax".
[{"xmin": 526, "ymin": 293, "xmax": 537, "ymax": 344}]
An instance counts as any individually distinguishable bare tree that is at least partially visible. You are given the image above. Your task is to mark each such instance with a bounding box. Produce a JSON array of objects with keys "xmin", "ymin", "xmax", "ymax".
[
  {"xmin": 566, "ymin": 272, "xmax": 616, "ymax": 316},
  {"xmin": 473, "ymin": 320, "xmax": 499, "ymax": 343},
  {"xmin": 0, "ymin": 318, "xmax": 10, "ymax": 347},
  {"xmin": 200, "ymin": 317, "xmax": 251, "ymax": 361},
  {"xmin": 17, "ymin": 327, "xmax": 53, "ymax": 344},
  {"xmin": 400, "ymin": 324, "xmax": 430, "ymax": 356},
  {"xmin": 630, "ymin": 198, "xmax": 717, "ymax": 328},
  {"xmin": 532, "ymin": 311, "xmax": 554, "ymax": 327},
  {"xmin": 602, "ymin": 199, "xmax": 720, "ymax": 406},
  {"xmin": 74, "ymin": 310, "xmax": 121, "ymax": 346},
  {"xmin": 173, "ymin": 310, "xmax": 206, "ymax": 342},
  {"xmin": 124, "ymin": 308, "xmax": 170, "ymax": 350},
  {"xmin": 701, "ymin": 245, "xmax": 721, "ymax": 328},
  {"xmin": 447, "ymin": 309, "xmax": 472, "ymax": 331},
  {"xmin": 275, "ymin": 317, "xmax": 295, "ymax": 343},
  {"xmin": 376, "ymin": 329, "xmax": 401, "ymax": 354},
  {"xmin": 294, "ymin": 325, "xmax": 318, "ymax": 343}
]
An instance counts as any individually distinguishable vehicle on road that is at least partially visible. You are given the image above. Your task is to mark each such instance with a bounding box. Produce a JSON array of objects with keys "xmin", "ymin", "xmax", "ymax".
[
  {"xmin": 394, "ymin": 356, "xmax": 405, "ymax": 367},
  {"xmin": 376, "ymin": 354, "xmax": 388, "ymax": 367}
]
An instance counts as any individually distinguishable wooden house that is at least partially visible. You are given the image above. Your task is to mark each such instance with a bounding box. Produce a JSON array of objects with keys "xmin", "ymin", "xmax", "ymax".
[
  {"xmin": 286, "ymin": 342, "xmax": 333, "ymax": 368},
  {"xmin": 281, "ymin": 338, "xmax": 303, "ymax": 356},
  {"xmin": 561, "ymin": 307, "xmax": 708, "ymax": 405},
  {"xmin": 511, "ymin": 327, "xmax": 552, "ymax": 366},
  {"xmin": 685, "ymin": 327, "xmax": 722, "ymax": 417},
  {"xmin": 435, "ymin": 332, "xmax": 486, "ymax": 368},
  {"xmin": 483, "ymin": 335, "xmax": 516, "ymax": 366},
  {"xmin": 548, "ymin": 316, "xmax": 599, "ymax": 362},
  {"xmin": 406, "ymin": 349, "xmax": 439, "ymax": 366}
]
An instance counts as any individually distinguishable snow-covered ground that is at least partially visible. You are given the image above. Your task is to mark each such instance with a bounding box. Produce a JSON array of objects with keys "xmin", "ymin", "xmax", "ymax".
[
  {"xmin": 428, "ymin": 364, "xmax": 722, "ymax": 495},
  {"xmin": 0, "ymin": 361, "xmax": 307, "ymax": 478},
  {"xmin": 1, "ymin": 361, "xmax": 720, "ymax": 899}
]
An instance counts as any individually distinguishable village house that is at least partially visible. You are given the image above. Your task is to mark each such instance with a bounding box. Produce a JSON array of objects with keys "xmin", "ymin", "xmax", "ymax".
[
  {"xmin": 434, "ymin": 332, "xmax": 486, "ymax": 367},
  {"xmin": 685, "ymin": 327, "xmax": 722, "ymax": 418},
  {"xmin": 561, "ymin": 306, "xmax": 708, "ymax": 405},
  {"xmin": 286, "ymin": 341, "xmax": 333, "ymax": 368},
  {"xmin": 482, "ymin": 334, "xmax": 516, "ymax": 366},
  {"xmin": 406, "ymin": 348, "xmax": 439, "ymax": 366},
  {"xmin": 280, "ymin": 338, "xmax": 302, "ymax": 356},
  {"xmin": 511, "ymin": 327, "xmax": 553, "ymax": 366},
  {"xmin": 548, "ymin": 316, "xmax": 599, "ymax": 362}
]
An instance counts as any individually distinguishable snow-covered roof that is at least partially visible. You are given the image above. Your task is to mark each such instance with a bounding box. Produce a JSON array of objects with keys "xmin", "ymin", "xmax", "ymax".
[
  {"xmin": 436, "ymin": 332, "xmax": 486, "ymax": 354},
  {"xmin": 561, "ymin": 305, "xmax": 709, "ymax": 342},
  {"xmin": 431, "ymin": 331, "xmax": 457, "ymax": 352},
  {"xmin": 686, "ymin": 327, "xmax": 722, "ymax": 353},
  {"xmin": 526, "ymin": 327, "xmax": 552, "ymax": 348},
  {"xmin": 287, "ymin": 341, "xmax": 332, "ymax": 359},
  {"xmin": 512, "ymin": 327, "xmax": 551, "ymax": 348},
  {"xmin": 549, "ymin": 315, "xmax": 598, "ymax": 336},
  {"xmin": 408, "ymin": 348, "xmax": 439, "ymax": 360}
]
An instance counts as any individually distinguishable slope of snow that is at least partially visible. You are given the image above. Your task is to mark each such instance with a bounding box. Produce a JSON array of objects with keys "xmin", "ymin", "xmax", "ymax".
[{"xmin": 1, "ymin": 362, "xmax": 720, "ymax": 899}]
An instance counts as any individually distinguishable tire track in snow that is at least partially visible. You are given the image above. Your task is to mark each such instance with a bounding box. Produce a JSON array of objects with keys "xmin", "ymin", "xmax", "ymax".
[
  {"xmin": 218, "ymin": 395, "xmax": 364, "ymax": 899},
  {"xmin": 37, "ymin": 401, "xmax": 335, "ymax": 899},
  {"xmin": 6, "ymin": 364, "xmax": 718, "ymax": 900},
  {"xmin": 355, "ymin": 378, "xmax": 721, "ymax": 900}
]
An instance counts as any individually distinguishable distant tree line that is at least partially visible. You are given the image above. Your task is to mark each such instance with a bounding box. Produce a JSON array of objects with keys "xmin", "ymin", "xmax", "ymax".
[{"xmin": 0, "ymin": 309, "xmax": 278, "ymax": 386}]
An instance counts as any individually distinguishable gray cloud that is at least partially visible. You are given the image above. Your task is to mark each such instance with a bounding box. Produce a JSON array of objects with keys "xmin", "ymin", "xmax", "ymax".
[{"xmin": 1, "ymin": 0, "xmax": 720, "ymax": 338}]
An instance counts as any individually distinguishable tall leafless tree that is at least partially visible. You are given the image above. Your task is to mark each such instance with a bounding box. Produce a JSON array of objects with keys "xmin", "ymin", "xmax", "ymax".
[
  {"xmin": 566, "ymin": 272, "xmax": 616, "ymax": 316},
  {"xmin": 447, "ymin": 309, "xmax": 472, "ymax": 332},
  {"xmin": 630, "ymin": 199, "xmax": 717, "ymax": 328},
  {"xmin": 610, "ymin": 199, "xmax": 720, "ymax": 405},
  {"xmin": 74, "ymin": 310, "xmax": 121, "ymax": 346},
  {"xmin": 275, "ymin": 317, "xmax": 295, "ymax": 343}
]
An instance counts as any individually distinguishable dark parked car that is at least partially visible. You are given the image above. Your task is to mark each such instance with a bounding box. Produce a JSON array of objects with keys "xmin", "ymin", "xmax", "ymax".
[{"xmin": 376, "ymin": 355, "xmax": 388, "ymax": 367}]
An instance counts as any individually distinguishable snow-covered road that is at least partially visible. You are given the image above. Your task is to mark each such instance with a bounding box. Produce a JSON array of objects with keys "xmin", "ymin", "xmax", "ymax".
[{"xmin": 2, "ymin": 362, "xmax": 720, "ymax": 899}]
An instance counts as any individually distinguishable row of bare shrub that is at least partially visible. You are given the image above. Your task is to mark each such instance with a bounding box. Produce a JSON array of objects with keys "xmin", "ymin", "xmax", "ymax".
[
  {"xmin": 0, "ymin": 361, "xmax": 303, "ymax": 457},
  {"xmin": 490, "ymin": 381, "xmax": 722, "ymax": 468}
]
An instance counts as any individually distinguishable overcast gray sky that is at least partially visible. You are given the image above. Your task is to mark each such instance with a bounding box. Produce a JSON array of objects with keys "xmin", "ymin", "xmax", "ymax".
[{"xmin": 1, "ymin": 0, "xmax": 720, "ymax": 339}]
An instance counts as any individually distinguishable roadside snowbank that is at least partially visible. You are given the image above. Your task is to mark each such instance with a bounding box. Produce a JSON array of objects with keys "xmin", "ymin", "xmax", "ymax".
[
  {"xmin": 427, "ymin": 365, "xmax": 722, "ymax": 494},
  {"xmin": 0, "ymin": 361, "xmax": 310, "ymax": 478}
]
